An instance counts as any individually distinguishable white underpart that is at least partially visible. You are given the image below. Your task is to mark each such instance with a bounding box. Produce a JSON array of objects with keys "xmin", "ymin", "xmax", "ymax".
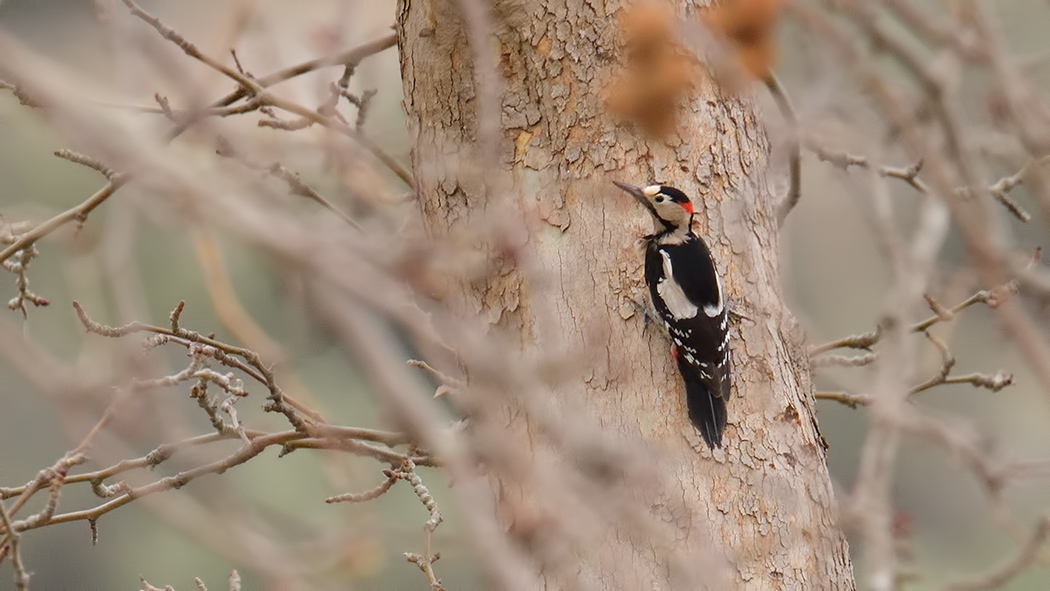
[
  {"xmin": 703, "ymin": 268, "xmax": 724, "ymax": 318},
  {"xmin": 658, "ymin": 250, "xmax": 699, "ymax": 319}
]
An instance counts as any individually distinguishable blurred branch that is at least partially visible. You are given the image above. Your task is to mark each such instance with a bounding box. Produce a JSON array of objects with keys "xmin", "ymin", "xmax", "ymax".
[
  {"xmin": 190, "ymin": 229, "xmax": 331, "ymax": 423},
  {"xmin": 408, "ymin": 358, "xmax": 465, "ymax": 394},
  {"xmin": 211, "ymin": 139, "xmax": 362, "ymax": 229},
  {"xmin": 811, "ymin": 352, "xmax": 877, "ymax": 367},
  {"xmin": 942, "ymin": 516, "xmax": 1050, "ymax": 591},
  {"xmin": 239, "ymin": 34, "xmax": 396, "ymax": 101},
  {"xmin": 0, "ymin": 79, "xmax": 43, "ymax": 108},
  {"xmin": 0, "ymin": 24, "xmax": 398, "ymax": 313},
  {"xmin": 767, "ymin": 73, "xmax": 803, "ymax": 227},
  {"xmin": 120, "ymin": 0, "xmax": 412, "ymax": 186},
  {"xmin": 255, "ymin": 93, "xmax": 413, "ymax": 186},
  {"xmin": 119, "ymin": 0, "xmax": 261, "ymax": 93},
  {"xmin": 266, "ymin": 164, "xmax": 362, "ymax": 229}
]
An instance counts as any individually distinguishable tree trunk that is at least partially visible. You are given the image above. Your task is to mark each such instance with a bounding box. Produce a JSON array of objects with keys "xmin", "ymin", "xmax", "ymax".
[{"xmin": 397, "ymin": 1, "xmax": 855, "ymax": 589}]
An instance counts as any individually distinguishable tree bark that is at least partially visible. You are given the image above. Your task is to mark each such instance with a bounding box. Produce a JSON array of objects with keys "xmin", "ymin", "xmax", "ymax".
[{"xmin": 397, "ymin": 1, "xmax": 855, "ymax": 589}]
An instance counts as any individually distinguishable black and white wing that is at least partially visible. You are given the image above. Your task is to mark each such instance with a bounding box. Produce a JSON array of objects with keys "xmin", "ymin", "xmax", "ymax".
[{"xmin": 644, "ymin": 237, "xmax": 731, "ymax": 448}]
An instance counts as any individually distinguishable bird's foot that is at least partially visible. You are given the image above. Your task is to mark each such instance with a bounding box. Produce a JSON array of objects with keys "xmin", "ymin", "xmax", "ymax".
[
  {"xmin": 726, "ymin": 297, "xmax": 756, "ymax": 323},
  {"xmin": 630, "ymin": 298, "xmax": 662, "ymax": 332}
]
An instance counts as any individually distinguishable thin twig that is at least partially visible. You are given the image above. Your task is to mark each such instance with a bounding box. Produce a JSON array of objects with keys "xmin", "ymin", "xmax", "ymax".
[
  {"xmin": 119, "ymin": 0, "xmax": 412, "ymax": 186},
  {"xmin": 71, "ymin": 300, "xmax": 312, "ymax": 429},
  {"xmin": 0, "ymin": 179, "xmax": 126, "ymax": 266},
  {"xmin": 257, "ymin": 94, "xmax": 413, "ymax": 187},
  {"xmin": 0, "ymin": 33, "xmax": 398, "ymax": 268},
  {"xmin": 815, "ymin": 391, "xmax": 873, "ymax": 408},
  {"xmin": 326, "ymin": 474, "xmax": 397, "ymax": 504},
  {"xmin": 807, "ymin": 143, "xmax": 1036, "ymax": 221},
  {"xmin": 407, "ymin": 359, "xmax": 464, "ymax": 389},
  {"xmin": 811, "ymin": 352, "xmax": 878, "ymax": 367},
  {"xmin": 811, "ymin": 279, "xmax": 1017, "ymax": 357},
  {"xmin": 908, "ymin": 332, "xmax": 955, "ymax": 395},
  {"xmin": 391, "ymin": 458, "xmax": 445, "ymax": 590},
  {"xmin": 120, "ymin": 0, "xmax": 262, "ymax": 95},
  {"xmin": 811, "ymin": 328, "xmax": 881, "ymax": 356},
  {"xmin": 267, "ymin": 164, "xmax": 362, "ymax": 229},
  {"xmin": 0, "ymin": 498, "xmax": 29, "ymax": 590},
  {"xmin": 53, "ymin": 149, "xmax": 117, "ymax": 180}
]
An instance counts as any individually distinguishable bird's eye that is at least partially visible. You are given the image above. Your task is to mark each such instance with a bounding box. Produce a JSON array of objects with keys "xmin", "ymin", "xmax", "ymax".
[{"xmin": 654, "ymin": 196, "xmax": 665, "ymax": 203}]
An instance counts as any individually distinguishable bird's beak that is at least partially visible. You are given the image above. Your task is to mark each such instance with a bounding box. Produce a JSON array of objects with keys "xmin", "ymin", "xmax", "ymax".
[{"xmin": 613, "ymin": 181, "xmax": 659, "ymax": 218}]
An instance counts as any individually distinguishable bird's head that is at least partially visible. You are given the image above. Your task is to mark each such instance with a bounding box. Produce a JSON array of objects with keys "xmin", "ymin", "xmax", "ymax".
[{"xmin": 614, "ymin": 182, "xmax": 694, "ymax": 232}]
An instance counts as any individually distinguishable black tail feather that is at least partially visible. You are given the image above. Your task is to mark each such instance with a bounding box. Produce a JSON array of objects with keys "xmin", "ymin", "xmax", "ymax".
[{"xmin": 676, "ymin": 357, "xmax": 728, "ymax": 449}]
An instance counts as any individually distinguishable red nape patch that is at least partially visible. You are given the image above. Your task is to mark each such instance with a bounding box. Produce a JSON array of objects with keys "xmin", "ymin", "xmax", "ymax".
[
  {"xmin": 680, "ymin": 201, "xmax": 694, "ymax": 214},
  {"xmin": 670, "ymin": 346, "xmax": 679, "ymax": 361}
]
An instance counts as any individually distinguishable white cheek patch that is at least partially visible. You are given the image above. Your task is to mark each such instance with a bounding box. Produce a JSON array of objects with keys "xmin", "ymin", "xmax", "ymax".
[
  {"xmin": 703, "ymin": 269, "xmax": 724, "ymax": 318},
  {"xmin": 658, "ymin": 251, "xmax": 699, "ymax": 319}
]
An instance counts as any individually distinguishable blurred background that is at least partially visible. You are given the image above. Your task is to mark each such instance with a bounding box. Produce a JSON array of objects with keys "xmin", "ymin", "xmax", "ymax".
[{"xmin": 1, "ymin": 0, "xmax": 1049, "ymax": 589}]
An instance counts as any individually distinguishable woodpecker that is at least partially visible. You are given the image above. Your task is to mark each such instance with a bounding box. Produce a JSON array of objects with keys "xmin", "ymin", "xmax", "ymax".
[{"xmin": 614, "ymin": 182, "xmax": 731, "ymax": 449}]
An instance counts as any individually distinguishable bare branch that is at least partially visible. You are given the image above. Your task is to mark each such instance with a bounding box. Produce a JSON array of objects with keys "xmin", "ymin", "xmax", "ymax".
[
  {"xmin": 811, "ymin": 277, "xmax": 1018, "ymax": 357},
  {"xmin": 815, "ymin": 391, "xmax": 873, "ymax": 408},
  {"xmin": 0, "ymin": 179, "xmax": 126, "ymax": 266},
  {"xmin": 392, "ymin": 458, "xmax": 445, "ymax": 590},
  {"xmin": 807, "ymin": 143, "xmax": 1037, "ymax": 222},
  {"xmin": 0, "ymin": 497, "xmax": 29, "ymax": 591},
  {"xmin": 53, "ymin": 149, "xmax": 118, "ymax": 180},
  {"xmin": 942, "ymin": 517, "xmax": 1050, "ymax": 591},
  {"xmin": 768, "ymin": 73, "xmax": 803, "ymax": 227},
  {"xmin": 266, "ymin": 164, "xmax": 362, "ymax": 229},
  {"xmin": 326, "ymin": 474, "xmax": 397, "ymax": 504}
]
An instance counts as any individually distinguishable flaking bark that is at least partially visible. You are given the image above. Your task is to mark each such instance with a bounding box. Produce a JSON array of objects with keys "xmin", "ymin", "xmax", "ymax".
[{"xmin": 397, "ymin": 0, "xmax": 855, "ymax": 588}]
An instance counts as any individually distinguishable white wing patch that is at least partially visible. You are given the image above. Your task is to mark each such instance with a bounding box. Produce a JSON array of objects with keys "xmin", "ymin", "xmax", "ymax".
[
  {"xmin": 657, "ymin": 250, "xmax": 699, "ymax": 319},
  {"xmin": 703, "ymin": 267, "xmax": 724, "ymax": 318}
]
